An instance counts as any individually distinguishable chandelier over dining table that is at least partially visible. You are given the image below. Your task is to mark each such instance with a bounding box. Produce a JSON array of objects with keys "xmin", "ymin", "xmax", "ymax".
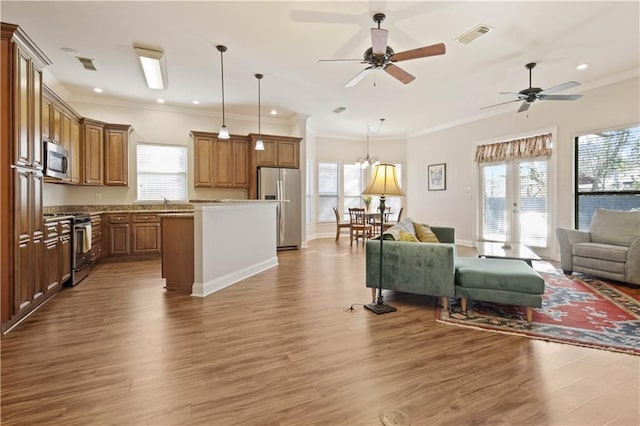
[{"xmin": 357, "ymin": 118, "xmax": 385, "ymax": 169}]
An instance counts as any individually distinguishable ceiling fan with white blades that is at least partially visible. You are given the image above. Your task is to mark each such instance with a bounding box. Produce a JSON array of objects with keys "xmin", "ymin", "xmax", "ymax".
[
  {"xmin": 482, "ymin": 62, "xmax": 583, "ymax": 113},
  {"xmin": 319, "ymin": 13, "xmax": 446, "ymax": 88}
]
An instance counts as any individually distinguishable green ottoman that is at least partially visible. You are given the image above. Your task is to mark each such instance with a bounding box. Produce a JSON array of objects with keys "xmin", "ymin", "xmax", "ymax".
[{"xmin": 454, "ymin": 257, "xmax": 545, "ymax": 322}]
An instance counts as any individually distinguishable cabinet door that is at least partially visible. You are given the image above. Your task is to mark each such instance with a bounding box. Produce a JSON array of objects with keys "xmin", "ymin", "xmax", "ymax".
[
  {"xmin": 61, "ymin": 113, "xmax": 72, "ymax": 166},
  {"xmin": 104, "ymin": 126, "xmax": 129, "ymax": 186},
  {"xmin": 90, "ymin": 215, "xmax": 101, "ymax": 262},
  {"xmin": 83, "ymin": 123, "xmax": 104, "ymax": 185},
  {"xmin": 70, "ymin": 119, "xmax": 80, "ymax": 184},
  {"xmin": 213, "ymin": 139, "xmax": 233, "ymax": 187},
  {"xmin": 43, "ymin": 237, "xmax": 60, "ymax": 294},
  {"xmin": 132, "ymin": 223, "xmax": 161, "ymax": 255},
  {"xmin": 255, "ymin": 140, "xmax": 277, "ymax": 167},
  {"xmin": 15, "ymin": 50, "xmax": 30, "ymax": 167},
  {"xmin": 277, "ymin": 140, "xmax": 299, "ymax": 168},
  {"xmin": 60, "ymin": 233, "xmax": 72, "ymax": 285},
  {"xmin": 32, "ymin": 65, "xmax": 42, "ymax": 169},
  {"xmin": 52, "ymin": 105, "xmax": 62, "ymax": 144},
  {"xmin": 233, "ymin": 139, "xmax": 249, "ymax": 188},
  {"xmin": 42, "ymin": 97, "xmax": 51, "ymax": 141},
  {"xmin": 109, "ymin": 224, "xmax": 130, "ymax": 256},
  {"xmin": 194, "ymin": 135, "xmax": 213, "ymax": 187},
  {"xmin": 13, "ymin": 169, "xmax": 32, "ymax": 315}
]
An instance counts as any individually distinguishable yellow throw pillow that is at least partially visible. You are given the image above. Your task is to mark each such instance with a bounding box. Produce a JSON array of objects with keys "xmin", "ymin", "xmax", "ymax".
[
  {"xmin": 398, "ymin": 230, "xmax": 419, "ymax": 242},
  {"xmin": 414, "ymin": 222, "xmax": 440, "ymax": 243}
]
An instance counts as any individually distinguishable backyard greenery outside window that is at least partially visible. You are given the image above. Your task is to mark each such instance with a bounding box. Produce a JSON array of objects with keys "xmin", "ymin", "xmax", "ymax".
[
  {"xmin": 575, "ymin": 125, "xmax": 640, "ymax": 229},
  {"xmin": 137, "ymin": 143, "xmax": 187, "ymax": 202}
]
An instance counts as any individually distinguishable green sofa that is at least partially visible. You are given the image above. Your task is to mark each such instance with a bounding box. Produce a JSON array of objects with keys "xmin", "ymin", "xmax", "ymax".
[{"xmin": 366, "ymin": 220, "xmax": 545, "ymax": 321}]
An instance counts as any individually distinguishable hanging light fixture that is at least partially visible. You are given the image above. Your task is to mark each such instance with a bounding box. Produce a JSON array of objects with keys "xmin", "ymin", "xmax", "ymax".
[
  {"xmin": 216, "ymin": 45, "xmax": 230, "ymax": 139},
  {"xmin": 254, "ymin": 73, "xmax": 265, "ymax": 151},
  {"xmin": 356, "ymin": 118, "xmax": 385, "ymax": 169}
]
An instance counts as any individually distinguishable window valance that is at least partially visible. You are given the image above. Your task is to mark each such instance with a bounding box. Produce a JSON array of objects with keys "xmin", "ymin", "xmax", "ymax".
[{"xmin": 475, "ymin": 133, "xmax": 552, "ymax": 163}]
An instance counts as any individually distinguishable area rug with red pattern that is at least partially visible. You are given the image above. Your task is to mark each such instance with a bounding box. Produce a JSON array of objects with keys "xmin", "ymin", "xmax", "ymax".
[{"xmin": 436, "ymin": 271, "xmax": 640, "ymax": 355}]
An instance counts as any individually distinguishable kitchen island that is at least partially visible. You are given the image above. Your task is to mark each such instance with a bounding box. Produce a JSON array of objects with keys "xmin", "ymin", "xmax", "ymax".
[{"xmin": 192, "ymin": 201, "xmax": 278, "ymax": 297}]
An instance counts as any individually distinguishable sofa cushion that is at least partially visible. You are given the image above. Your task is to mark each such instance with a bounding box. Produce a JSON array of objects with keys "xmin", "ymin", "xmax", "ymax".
[
  {"xmin": 455, "ymin": 257, "xmax": 545, "ymax": 294},
  {"xmin": 414, "ymin": 222, "xmax": 440, "ymax": 243},
  {"xmin": 572, "ymin": 242, "xmax": 628, "ymax": 262},
  {"xmin": 399, "ymin": 230, "xmax": 419, "ymax": 242},
  {"xmin": 590, "ymin": 209, "xmax": 640, "ymax": 246}
]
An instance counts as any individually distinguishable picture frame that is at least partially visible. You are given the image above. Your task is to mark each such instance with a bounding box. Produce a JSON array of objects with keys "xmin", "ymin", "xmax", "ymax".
[{"xmin": 427, "ymin": 163, "xmax": 446, "ymax": 191}]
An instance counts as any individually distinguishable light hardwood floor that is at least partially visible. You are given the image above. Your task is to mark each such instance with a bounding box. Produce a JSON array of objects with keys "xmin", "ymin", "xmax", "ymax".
[{"xmin": 1, "ymin": 239, "xmax": 639, "ymax": 425}]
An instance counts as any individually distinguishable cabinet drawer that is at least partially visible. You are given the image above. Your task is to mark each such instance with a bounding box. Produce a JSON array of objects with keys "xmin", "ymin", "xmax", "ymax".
[
  {"xmin": 59, "ymin": 220, "xmax": 72, "ymax": 235},
  {"xmin": 45, "ymin": 222, "xmax": 59, "ymax": 239},
  {"xmin": 132, "ymin": 214, "xmax": 159, "ymax": 223},
  {"xmin": 109, "ymin": 214, "xmax": 129, "ymax": 223}
]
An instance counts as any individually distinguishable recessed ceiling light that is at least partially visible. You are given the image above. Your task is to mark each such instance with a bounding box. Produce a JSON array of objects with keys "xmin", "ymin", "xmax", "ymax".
[
  {"xmin": 192, "ymin": 100, "xmax": 200, "ymax": 105},
  {"xmin": 93, "ymin": 87, "xmax": 103, "ymax": 93},
  {"xmin": 156, "ymin": 98, "xmax": 165, "ymax": 104},
  {"xmin": 576, "ymin": 63, "xmax": 590, "ymax": 70},
  {"xmin": 270, "ymin": 109, "xmax": 278, "ymax": 115}
]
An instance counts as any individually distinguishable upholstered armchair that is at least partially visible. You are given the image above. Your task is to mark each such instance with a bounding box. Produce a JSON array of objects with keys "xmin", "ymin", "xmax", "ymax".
[{"xmin": 556, "ymin": 209, "xmax": 640, "ymax": 285}]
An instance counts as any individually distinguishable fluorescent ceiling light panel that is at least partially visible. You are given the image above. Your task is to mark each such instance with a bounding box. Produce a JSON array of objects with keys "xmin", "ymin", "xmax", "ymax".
[{"xmin": 134, "ymin": 44, "xmax": 167, "ymax": 90}]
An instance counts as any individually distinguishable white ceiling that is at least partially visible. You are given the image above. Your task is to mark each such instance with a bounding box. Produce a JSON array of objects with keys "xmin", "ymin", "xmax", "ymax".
[{"xmin": 2, "ymin": 1, "xmax": 639, "ymax": 138}]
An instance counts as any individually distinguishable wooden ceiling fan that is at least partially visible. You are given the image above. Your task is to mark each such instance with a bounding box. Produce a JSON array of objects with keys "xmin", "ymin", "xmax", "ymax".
[{"xmin": 319, "ymin": 13, "xmax": 446, "ymax": 88}]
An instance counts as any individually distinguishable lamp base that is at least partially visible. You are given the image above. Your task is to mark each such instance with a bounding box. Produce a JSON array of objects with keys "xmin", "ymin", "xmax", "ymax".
[{"xmin": 364, "ymin": 302, "xmax": 397, "ymax": 314}]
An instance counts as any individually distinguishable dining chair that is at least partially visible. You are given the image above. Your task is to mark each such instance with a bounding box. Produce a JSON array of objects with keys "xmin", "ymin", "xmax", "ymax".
[
  {"xmin": 333, "ymin": 207, "xmax": 351, "ymax": 242},
  {"xmin": 383, "ymin": 207, "xmax": 404, "ymax": 231},
  {"xmin": 349, "ymin": 207, "xmax": 373, "ymax": 246}
]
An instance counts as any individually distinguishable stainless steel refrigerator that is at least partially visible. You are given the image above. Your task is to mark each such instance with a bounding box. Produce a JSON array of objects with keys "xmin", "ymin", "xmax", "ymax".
[{"xmin": 257, "ymin": 167, "xmax": 302, "ymax": 249}]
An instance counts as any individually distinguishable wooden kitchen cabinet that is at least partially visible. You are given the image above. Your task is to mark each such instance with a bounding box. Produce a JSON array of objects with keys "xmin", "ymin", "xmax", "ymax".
[
  {"xmin": 160, "ymin": 214, "xmax": 194, "ymax": 292},
  {"xmin": 213, "ymin": 136, "xmax": 249, "ymax": 188},
  {"xmin": 90, "ymin": 214, "xmax": 102, "ymax": 262},
  {"xmin": 43, "ymin": 220, "xmax": 61, "ymax": 295},
  {"xmin": 191, "ymin": 131, "xmax": 214, "ymax": 187},
  {"xmin": 108, "ymin": 214, "xmax": 130, "ymax": 256},
  {"xmin": 59, "ymin": 219, "xmax": 72, "ymax": 285},
  {"xmin": 42, "ymin": 97, "xmax": 51, "ymax": 141},
  {"xmin": 80, "ymin": 118, "xmax": 104, "ymax": 185},
  {"xmin": 104, "ymin": 124, "xmax": 132, "ymax": 186},
  {"xmin": 131, "ymin": 214, "xmax": 161, "ymax": 255}
]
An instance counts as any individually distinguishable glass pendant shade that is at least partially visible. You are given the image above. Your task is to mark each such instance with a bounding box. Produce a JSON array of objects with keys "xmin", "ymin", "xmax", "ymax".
[
  {"xmin": 255, "ymin": 139, "xmax": 265, "ymax": 150},
  {"xmin": 255, "ymin": 73, "xmax": 264, "ymax": 151},
  {"xmin": 218, "ymin": 124, "xmax": 230, "ymax": 139}
]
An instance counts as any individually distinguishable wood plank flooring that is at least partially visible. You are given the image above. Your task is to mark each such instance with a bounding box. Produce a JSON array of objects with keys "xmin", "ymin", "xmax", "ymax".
[{"xmin": 1, "ymin": 239, "xmax": 639, "ymax": 425}]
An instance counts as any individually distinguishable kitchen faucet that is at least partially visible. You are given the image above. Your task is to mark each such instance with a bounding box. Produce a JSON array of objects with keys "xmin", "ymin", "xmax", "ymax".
[{"xmin": 163, "ymin": 196, "xmax": 169, "ymax": 210}]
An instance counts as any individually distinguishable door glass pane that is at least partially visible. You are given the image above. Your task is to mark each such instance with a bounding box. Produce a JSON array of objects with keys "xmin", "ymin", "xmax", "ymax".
[
  {"xmin": 519, "ymin": 160, "xmax": 547, "ymax": 247},
  {"xmin": 482, "ymin": 164, "xmax": 506, "ymax": 241},
  {"xmin": 318, "ymin": 162, "xmax": 338, "ymax": 222}
]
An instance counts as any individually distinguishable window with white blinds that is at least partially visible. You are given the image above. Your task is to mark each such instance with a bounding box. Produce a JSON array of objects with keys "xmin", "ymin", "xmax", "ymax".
[
  {"xmin": 136, "ymin": 143, "xmax": 187, "ymax": 201},
  {"xmin": 318, "ymin": 162, "xmax": 339, "ymax": 222},
  {"xmin": 575, "ymin": 125, "xmax": 640, "ymax": 229}
]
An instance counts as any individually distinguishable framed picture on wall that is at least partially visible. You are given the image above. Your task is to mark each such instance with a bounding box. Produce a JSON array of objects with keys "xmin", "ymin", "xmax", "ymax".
[{"xmin": 428, "ymin": 163, "xmax": 446, "ymax": 191}]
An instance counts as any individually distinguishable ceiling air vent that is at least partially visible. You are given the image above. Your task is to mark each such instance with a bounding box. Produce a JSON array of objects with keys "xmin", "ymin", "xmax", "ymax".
[
  {"xmin": 77, "ymin": 56, "xmax": 97, "ymax": 71},
  {"xmin": 333, "ymin": 106, "xmax": 346, "ymax": 114},
  {"xmin": 456, "ymin": 24, "xmax": 493, "ymax": 44}
]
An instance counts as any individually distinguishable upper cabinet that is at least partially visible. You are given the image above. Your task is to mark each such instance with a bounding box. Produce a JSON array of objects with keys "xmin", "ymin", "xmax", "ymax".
[
  {"xmin": 248, "ymin": 134, "xmax": 301, "ymax": 169},
  {"xmin": 104, "ymin": 123, "xmax": 132, "ymax": 186},
  {"xmin": 191, "ymin": 131, "xmax": 249, "ymax": 189},
  {"xmin": 80, "ymin": 118, "xmax": 104, "ymax": 185},
  {"xmin": 43, "ymin": 87, "xmax": 82, "ymax": 183}
]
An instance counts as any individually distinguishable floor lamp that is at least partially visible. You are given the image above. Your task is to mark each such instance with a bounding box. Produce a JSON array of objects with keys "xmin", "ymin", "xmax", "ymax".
[{"xmin": 362, "ymin": 164, "xmax": 405, "ymax": 314}]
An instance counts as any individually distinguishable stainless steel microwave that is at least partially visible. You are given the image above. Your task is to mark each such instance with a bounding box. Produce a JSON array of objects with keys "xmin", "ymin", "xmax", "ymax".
[{"xmin": 43, "ymin": 140, "xmax": 69, "ymax": 180}]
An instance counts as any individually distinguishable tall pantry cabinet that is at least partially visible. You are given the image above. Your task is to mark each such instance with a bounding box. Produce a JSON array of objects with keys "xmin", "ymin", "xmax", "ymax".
[{"xmin": 1, "ymin": 23, "xmax": 52, "ymax": 332}]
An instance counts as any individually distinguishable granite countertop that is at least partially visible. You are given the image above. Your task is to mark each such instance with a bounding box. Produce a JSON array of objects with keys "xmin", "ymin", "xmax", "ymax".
[{"xmin": 44, "ymin": 204, "xmax": 195, "ymax": 216}]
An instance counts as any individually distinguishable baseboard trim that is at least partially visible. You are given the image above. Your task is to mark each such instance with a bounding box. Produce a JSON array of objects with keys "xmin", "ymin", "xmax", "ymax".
[{"xmin": 192, "ymin": 256, "xmax": 279, "ymax": 297}]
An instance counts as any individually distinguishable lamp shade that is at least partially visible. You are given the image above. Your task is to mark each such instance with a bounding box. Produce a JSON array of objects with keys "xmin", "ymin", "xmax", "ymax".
[{"xmin": 362, "ymin": 164, "xmax": 405, "ymax": 196}]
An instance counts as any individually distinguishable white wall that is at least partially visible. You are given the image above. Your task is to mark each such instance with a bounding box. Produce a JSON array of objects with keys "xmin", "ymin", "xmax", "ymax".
[
  {"xmin": 43, "ymin": 99, "xmax": 296, "ymax": 207},
  {"xmin": 406, "ymin": 76, "xmax": 640, "ymax": 255}
]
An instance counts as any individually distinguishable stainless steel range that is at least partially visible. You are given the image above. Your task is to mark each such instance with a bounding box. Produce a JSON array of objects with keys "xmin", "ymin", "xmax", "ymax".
[{"xmin": 71, "ymin": 213, "xmax": 92, "ymax": 286}]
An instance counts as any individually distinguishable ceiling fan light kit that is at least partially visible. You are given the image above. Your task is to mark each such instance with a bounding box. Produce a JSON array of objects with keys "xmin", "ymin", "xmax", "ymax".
[
  {"xmin": 482, "ymin": 62, "xmax": 583, "ymax": 113},
  {"xmin": 320, "ymin": 13, "xmax": 446, "ymax": 88}
]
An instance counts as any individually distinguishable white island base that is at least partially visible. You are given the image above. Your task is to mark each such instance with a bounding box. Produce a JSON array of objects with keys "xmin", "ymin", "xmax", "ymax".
[{"xmin": 192, "ymin": 202, "xmax": 278, "ymax": 297}]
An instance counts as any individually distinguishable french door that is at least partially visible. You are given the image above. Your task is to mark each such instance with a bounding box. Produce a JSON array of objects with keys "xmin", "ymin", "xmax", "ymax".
[{"xmin": 479, "ymin": 158, "xmax": 549, "ymax": 247}]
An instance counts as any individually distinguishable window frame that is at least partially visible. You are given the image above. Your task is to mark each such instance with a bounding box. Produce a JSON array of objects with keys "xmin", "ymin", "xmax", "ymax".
[{"xmin": 136, "ymin": 142, "xmax": 188, "ymax": 203}]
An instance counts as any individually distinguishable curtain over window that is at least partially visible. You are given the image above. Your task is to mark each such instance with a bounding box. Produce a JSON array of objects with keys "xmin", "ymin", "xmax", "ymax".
[{"xmin": 475, "ymin": 133, "xmax": 552, "ymax": 163}]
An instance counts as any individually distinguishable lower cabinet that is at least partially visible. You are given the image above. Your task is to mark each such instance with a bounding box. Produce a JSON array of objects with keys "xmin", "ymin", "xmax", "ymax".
[
  {"xmin": 43, "ymin": 235, "xmax": 60, "ymax": 294},
  {"xmin": 59, "ymin": 220, "xmax": 72, "ymax": 285},
  {"xmin": 103, "ymin": 213, "xmax": 161, "ymax": 260},
  {"xmin": 90, "ymin": 214, "xmax": 101, "ymax": 262}
]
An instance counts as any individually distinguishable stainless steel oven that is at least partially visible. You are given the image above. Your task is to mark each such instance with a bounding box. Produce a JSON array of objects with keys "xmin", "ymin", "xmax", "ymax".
[{"xmin": 72, "ymin": 214, "xmax": 92, "ymax": 286}]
